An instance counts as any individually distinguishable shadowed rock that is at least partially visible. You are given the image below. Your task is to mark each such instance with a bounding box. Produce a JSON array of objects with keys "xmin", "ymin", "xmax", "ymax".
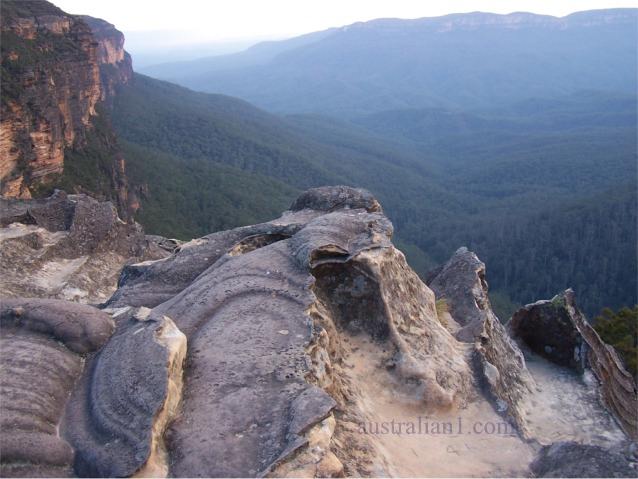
[
  {"xmin": 0, "ymin": 298, "xmax": 114, "ymax": 477},
  {"xmin": 510, "ymin": 290, "xmax": 638, "ymax": 440},
  {"xmin": 63, "ymin": 308, "xmax": 186, "ymax": 477},
  {"xmin": 530, "ymin": 441, "xmax": 635, "ymax": 477}
]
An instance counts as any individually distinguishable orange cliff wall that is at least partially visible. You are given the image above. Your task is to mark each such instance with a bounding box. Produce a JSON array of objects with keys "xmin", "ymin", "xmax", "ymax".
[{"xmin": 0, "ymin": 1, "xmax": 132, "ymax": 206}]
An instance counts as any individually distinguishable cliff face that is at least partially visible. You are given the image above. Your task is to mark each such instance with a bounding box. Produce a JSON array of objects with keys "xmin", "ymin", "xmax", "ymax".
[{"xmin": 0, "ymin": 0, "xmax": 132, "ymax": 212}]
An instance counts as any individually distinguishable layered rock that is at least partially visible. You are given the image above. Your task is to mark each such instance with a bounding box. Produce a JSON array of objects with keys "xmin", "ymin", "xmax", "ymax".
[
  {"xmin": 63, "ymin": 307, "xmax": 186, "ymax": 477},
  {"xmin": 426, "ymin": 247, "xmax": 534, "ymax": 434},
  {"xmin": 0, "ymin": 297, "xmax": 186, "ymax": 478},
  {"xmin": 0, "ymin": 190, "xmax": 169, "ymax": 303},
  {"xmin": 0, "ymin": 298, "xmax": 114, "ymax": 477},
  {"xmin": 0, "ymin": 0, "xmax": 132, "ymax": 211},
  {"xmin": 510, "ymin": 290, "xmax": 638, "ymax": 440}
]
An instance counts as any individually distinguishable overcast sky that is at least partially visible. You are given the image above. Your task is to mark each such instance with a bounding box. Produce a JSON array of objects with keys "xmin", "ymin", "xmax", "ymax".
[{"xmin": 54, "ymin": 0, "xmax": 637, "ymax": 44}]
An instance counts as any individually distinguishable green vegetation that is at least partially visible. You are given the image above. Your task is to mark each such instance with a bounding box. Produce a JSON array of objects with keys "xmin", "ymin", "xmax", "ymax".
[
  {"xmin": 489, "ymin": 291, "xmax": 521, "ymax": 323},
  {"xmin": 121, "ymin": 141, "xmax": 297, "ymax": 239},
  {"xmin": 110, "ymin": 74, "xmax": 636, "ymax": 318},
  {"xmin": 594, "ymin": 306, "xmax": 638, "ymax": 378},
  {"xmin": 56, "ymin": 106, "xmax": 123, "ymax": 202}
]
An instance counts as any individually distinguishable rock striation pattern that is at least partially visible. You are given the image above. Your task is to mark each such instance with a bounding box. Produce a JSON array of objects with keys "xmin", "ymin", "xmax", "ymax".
[
  {"xmin": 0, "ymin": 298, "xmax": 186, "ymax": 478},
  {"xmin": 63, "ymin": 307, "xmax": 186, "ymax": 477},
  {"xmin": 0, "ymin": 190, "xmax": 169, "ymax": 303},
  {"xmin": 510, "ymin": 290, "xmax": 638, "ymax": 440},
  {"xmin": 0, "ymin": 298, "xmax": 114, "ymax": 477},
  {"xmin": 0, "ymin": 0, "xmax": 132, "ymax": 210}
]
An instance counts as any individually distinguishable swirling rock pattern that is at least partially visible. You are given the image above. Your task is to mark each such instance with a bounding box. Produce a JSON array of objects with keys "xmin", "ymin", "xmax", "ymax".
[
  {"xmin": 63, "ymin": 308, "xmax": 186, "ymax": 477},
  {"xmin": 126, "ymin": 186, "xmax": 472, "ymax": 476}
]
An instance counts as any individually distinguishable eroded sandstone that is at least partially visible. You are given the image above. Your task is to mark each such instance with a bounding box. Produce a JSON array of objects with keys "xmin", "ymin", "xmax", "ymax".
[
  {"xmin": 0, "ymin": 191, "xmax": 169, "ymax": 303},
  {"xmin": 510, "ymin": 290, "xmax": 638, "ymax": 440}
]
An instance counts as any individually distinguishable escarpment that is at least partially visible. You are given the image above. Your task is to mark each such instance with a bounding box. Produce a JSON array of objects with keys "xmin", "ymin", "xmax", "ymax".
[
  {"xmin": 0, "ymin": 0, "xmax": 132, "ymax": 213},
  {"xmin": 0, "ymin": 186, "xmax": 636, "ymax": 478}
]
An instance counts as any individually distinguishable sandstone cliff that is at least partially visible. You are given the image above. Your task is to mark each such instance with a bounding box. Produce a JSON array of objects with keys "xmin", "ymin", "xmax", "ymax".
[{"xmin": 0, "ymin": 0, "xmax": 132, "ymax": 213}]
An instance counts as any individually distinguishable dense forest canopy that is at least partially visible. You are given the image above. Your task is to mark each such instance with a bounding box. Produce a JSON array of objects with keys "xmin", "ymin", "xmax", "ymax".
[{"xmin": 110, "ymin": 73, "xmax": 637, "ymax": 320}]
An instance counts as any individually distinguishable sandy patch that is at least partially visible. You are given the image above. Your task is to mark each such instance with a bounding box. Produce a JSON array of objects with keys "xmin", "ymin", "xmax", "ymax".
[
  {"xmin": 342, "ymin": 334, "xmax": 534, "ymax": 477},
  {"xmin": 521, "ymin": 350, "xmax": 626, "ymax": 448}
]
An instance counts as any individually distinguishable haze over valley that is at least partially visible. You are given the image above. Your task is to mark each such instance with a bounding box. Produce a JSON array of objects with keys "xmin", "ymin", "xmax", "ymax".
[{"xmin": 1, "ymin": 1, "xmax": 637, "ymax": 477}]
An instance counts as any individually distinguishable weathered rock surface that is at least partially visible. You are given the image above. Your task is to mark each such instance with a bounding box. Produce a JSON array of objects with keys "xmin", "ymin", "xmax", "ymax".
[
  {"xmin": 0, "ymin": 190, "xmax": 169, "ymax": 303},
  {"xmin": 530, "ymin": 441, "xmax": 636, "ymax": 478},
  {"xmin": 426, "ymin": 247, "xmax": 534, "ymax": 434},
  {"xmin": 1, "ymin": 186, "xmax": 635, "ymax": 478},
  {"xmin": 0, "ymin": 297, "xmax": 186, "ymax": 478},
  {"xmin": 0, "ymin": 298, "xmax": 114, "ymax": 477},
  {"xmin": 510, "ymin": 290, "xmax": 638, "ymax": 440},
  {"xmin": 63, "ymin": 307, "xmax": 186, "ymax": 477},
  {"xmin": 104, "ymin": 186, "xmax": 470, "ymax": 476}
]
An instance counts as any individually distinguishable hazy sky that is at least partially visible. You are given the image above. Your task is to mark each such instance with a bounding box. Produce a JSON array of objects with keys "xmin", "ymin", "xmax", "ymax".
[{"xmin": 55, "ymin": 0, "xmax": 638, "ymax": 44}]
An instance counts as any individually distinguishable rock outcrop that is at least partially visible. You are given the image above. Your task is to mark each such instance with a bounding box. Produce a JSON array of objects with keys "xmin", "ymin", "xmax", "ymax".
[
  {"xmin": 111, "ymin": 186, "xmax": 471, "ymax": 476},
  {"xmin": 0, "ymin": 186, "xmax": 635, "ymax": 478},
  {"xmin": 0, "ymin": 190, "xmax": 169, "ymax": 303},
  {"xmin": 63, "ymin": 307, "xmax": 186, "ymax": 477},
  {"xmin": 0, "ymin": 298, "xmax": 186, "ymax": 478},
  {"xmin": 426, "ymin": 247, "xmax": 534, "ymax": 434},
  {"xmin": 0, "ymin": 0, "xmax": 132, "ymax": 213},
  {"xmin": 0, "ymin": 298, "xmax": 114, "ymax": 477},
  {"xmin": 510, "ymin": 290, "xmax": 638, "ymax": 440}
]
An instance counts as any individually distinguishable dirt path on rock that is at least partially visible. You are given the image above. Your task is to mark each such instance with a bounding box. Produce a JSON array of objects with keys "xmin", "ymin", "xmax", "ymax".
[
  {"xmin": 342, "ymin": 335, "xmax": 535, "ymax": 477},
  {"xmin": 521, "ymin": 351, "xmax": 626, "ymax": 448}
]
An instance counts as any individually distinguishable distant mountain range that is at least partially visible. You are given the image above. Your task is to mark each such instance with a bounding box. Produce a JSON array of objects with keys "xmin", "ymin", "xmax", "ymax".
[
  {"xmin": 141, "ymin": 9, "xmax": 638, "ymax": 116},
  {"xmin": 2, "ymin": 2, "xmax": 636, "ymax": 318}
]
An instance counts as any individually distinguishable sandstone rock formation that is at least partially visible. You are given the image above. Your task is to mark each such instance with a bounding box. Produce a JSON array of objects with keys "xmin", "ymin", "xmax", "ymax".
[
  {"xmin": 1, "ymin": 186, "xmax": 636, "ymax": 478},
  {"xmin": 111, "ymin": 186, "xmax": 472, "ymax": 476},
  {"xmin": 0, "ymin": 190, "xmax": 169, "ymax": 303},
  {"xmin": 0, "ymin": 298, "xmax": 114, "ymax": 477},
  {"xmin": 510, "ymin": 290, "xmax": 638, "ymax": 440},
  {"xmin": 0, "ymin": 298, "xmax": 186, "ymax": 478},
  {"xmin": 426, "ymin": 247, "xmax": 534, "ymax": 435},
  {"xmin": 0, "ymin": 0, "xmax": 132, "ymax": 211}
]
